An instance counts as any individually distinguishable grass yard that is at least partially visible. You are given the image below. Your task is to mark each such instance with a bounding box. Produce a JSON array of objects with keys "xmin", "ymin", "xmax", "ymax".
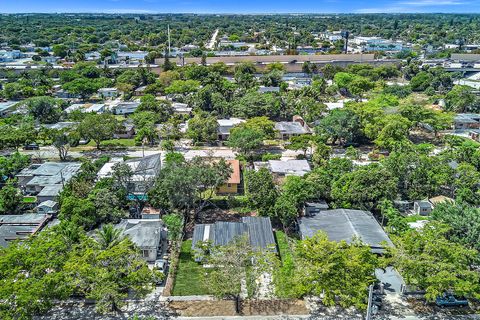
[
  {"xmin": 275, "ymin": 230, "xmax": 294, "ymax": 263},
  {"xmin": 404, "ymin": 214, "xmax": 430, "ymax": 222},
  {"xmin": 85, "ymin": 138, "xmax": 137, "ymax": 147},
  {"xmin": 172, "ymin": 240, "xmax": 210, "ymax": 296},
  {"xmin": 22, "ymin": 196, "xmax": 37, "ymax": 203}
]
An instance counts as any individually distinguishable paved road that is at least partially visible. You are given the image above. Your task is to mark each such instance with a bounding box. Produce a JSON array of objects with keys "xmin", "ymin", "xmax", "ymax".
[{"xmin": 206, "ymin": 28, "xmax": 219, "ymax": 50}]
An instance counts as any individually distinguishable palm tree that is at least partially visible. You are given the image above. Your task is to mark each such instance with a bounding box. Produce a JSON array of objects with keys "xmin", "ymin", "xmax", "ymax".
[
  {"xmin": 57, "ymin": 221, "xmax": 83, "ymax": 247},
  {"xmin": 96, "ymin": 224, "xmax": 123, "ymax": 249}
]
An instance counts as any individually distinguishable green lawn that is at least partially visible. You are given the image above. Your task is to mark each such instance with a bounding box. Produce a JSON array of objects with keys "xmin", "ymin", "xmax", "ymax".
[
  {"xmin": 86, "ymin": 138, "xmax": 137, "ymax": 147},
  {"xmin": 275, "ymin": 230, "xmax": 294, "ymax": 263},
  {"xmin": 172, "ymin": 240, "xmax": 210, "ymax": 296},
  {"xmin": 404, "ymin": 214, "xmax": 430, "ymax": 223},
  {"xmin": 22, "ymin": 196, "xmax": 37, "ymax": 203}
]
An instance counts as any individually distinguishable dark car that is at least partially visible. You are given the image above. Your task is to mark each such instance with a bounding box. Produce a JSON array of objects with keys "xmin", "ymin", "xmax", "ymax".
[
  {"xmin": 436, "ymin": 294, "xmax": 468, "ymax": 307},
  {"xmin": 23, "ymin": 143, "xmax": 39, "ymax": 150}
]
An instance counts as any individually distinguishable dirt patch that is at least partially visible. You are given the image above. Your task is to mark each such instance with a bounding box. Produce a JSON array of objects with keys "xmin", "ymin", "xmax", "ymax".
[{"xmin": 169, "ymin": 299, "xmax": 237, "ymax": 317}]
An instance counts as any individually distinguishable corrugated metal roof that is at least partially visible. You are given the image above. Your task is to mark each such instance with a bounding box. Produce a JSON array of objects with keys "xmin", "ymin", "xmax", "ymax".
[{"xmin": 192, "ymin": 217, "xmax": 276, "ymax": 252}]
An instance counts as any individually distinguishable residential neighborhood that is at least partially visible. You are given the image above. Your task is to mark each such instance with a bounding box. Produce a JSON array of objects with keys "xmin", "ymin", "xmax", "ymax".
[{"xmin": 1, "ymin": 10, "xmax": 480, "ymax": 320}]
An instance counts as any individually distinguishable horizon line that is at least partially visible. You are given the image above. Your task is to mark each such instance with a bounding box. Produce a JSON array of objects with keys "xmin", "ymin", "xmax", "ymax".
[{"xmin": 1, "ymin": 11, "xmax": 479, "ymax": 15}]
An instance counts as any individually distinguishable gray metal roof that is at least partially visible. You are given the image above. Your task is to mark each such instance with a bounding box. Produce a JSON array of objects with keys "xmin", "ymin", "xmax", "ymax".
[
  {"xmin": 241, "ymin": 216, "xmax": 276, "ymax": 251},
  {"xmin": 298, "ymin": 209, "xmax": 393, "ymax": 254},
  {"xmin": 0, "ymin": 214, "xmax": 50, "ymax": 248},
  {"xmin": 115, "ymin": 219, "xmax": 165, "ymax": 249},
  {"xmin": 275, "ymin": 122, "xmax": 309, "ymax": 135},
  {"xmin": 268, "ymin": 159, "xmax": 311, "ymax": 176},
  {"xmin": 192, "ymin": 217, "xmax": 276, "ymax": 252},
  {"xmin": 37, "ymin": 184, "xmax": 63, "ymax": 197}
]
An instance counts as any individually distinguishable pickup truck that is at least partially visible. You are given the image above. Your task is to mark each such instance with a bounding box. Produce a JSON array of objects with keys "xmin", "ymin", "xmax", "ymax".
[{"xmin": 435, "ymin": 294, "xmax": 468, "ymax": 307}]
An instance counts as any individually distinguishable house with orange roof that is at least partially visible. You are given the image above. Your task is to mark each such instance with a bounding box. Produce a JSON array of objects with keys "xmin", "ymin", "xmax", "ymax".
[{"xmin": 217, "ymin": 160, "xmax": 242, "ymax": 195}]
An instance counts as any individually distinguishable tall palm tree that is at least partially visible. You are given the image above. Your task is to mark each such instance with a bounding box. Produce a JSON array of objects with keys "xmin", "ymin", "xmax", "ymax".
[{"xmin": 96, "ymin": 224, "xmax": 123, "ymax": 249}]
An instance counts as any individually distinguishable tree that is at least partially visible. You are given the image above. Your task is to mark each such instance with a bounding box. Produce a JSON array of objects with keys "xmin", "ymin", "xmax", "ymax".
[
  {"xmin": 187, "ymin": 111, "xmax": 218, "ymax": 144},
  {"xmin": 385, "ymin": 222, "xmax": 480, "ymax": 302},
  {"xmin": 164, "ymin": 80, "xmax": 200, "ymax": 95},
  {"xmin": 0, "ymin": 180, "xmax": 23, "ymax": 214},
  {"xmin": 245, "ymin": 168, "xmax": 278, "ymax": 216},
  {"xmin": 290, "ymin": 231, "xmax": 379, "ymax": 309},
  {"xmin": 445, "ymin": 85, "xmax": 479, "ymax": 113},
  {"xmin": 78, "ymin": 113, "xmax": 118, "ymax": 149},
  {"xmin": 331, "ymin": 163, "xmax": 398, "ymax": 210},
  {"xmin": 137, "ymin": 95, "xmax": 173, "ymax": 122},
  {"xmin": 63, "ymin": 77, "xmax": 111, "ymax": 100},
  {"xmin": 316, "ymin": 109, "xmax": 361, "ymax": 145},
  {"xmin": 200, "ymin": 235, "xmax": 274, "ymax": 311},
  {"xmin": 234, "ymin": 62, "xmax": 256, "ymax": 89},
  {"xmin": 227, "ymin": 127, "xmax": 264, "ymax": 159},
  {"xmin": 149, "ymin": 157, "xmax": 231, "ymax": 220},
  {"xmin": 286, "ymin": 135, "xmax": 313, "ymax": 157},
  {"xmin": 431, "ymin": 202, "xmax": 480, "ymax": 250},
  {"xmin": 0, "ymin": 152, "xmax": 30, "ymax": 179},
  {"xmin": 312, "ymin": 142, "xmax": 332, "ymax": 167},
  {"xmin": 52, "ymin": 44, "xmax": 68, "ymax": 58},
  {"xmin": 50, "ymin": 128, "xmax": 80, "ymax": 161},
  {"xmin": 23, "ymin": 96, "xmax": 63, "ymax": 124},
  {"xmin": 334, "ymin": 72, "xmax": 373, "ymax": 98},
  {"xmin": 410, "ymin": 71, "xmax": 433, "ymax": 92},
  {"xmin": 163, "ymin": 213, "xmax": 183, "ymax": 242},
  {"xmin": 96, "ymin": 224, "xmax": 124, "ymax": 249},
  {"xmin": 374, "ymin": 114, "xmax": 412, "ymax": 151}
]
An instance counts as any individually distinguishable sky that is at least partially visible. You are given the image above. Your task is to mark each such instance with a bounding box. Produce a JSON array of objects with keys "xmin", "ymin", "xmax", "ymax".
[{"xmin": 1, "ymin": 0, "xmax": 479, "ymax": 14}]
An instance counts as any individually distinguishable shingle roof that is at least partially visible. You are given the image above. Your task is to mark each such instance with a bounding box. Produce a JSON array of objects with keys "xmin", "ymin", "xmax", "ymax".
[
  {"xmin": 226, "ymin": 160, "xmax": 241, "ymax": 184},
  {"xmin": 298, "ymin": 209, "xmax": 393, "ymax": 254}
]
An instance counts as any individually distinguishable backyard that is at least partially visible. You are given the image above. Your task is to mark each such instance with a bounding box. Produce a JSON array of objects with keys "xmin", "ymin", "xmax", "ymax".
[{"xmin": 172, "ymin": 240, "xmax": 210, "ymax": 296}]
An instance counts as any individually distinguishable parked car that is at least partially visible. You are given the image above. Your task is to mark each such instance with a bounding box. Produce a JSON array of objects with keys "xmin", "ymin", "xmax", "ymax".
[
  {"xmin": 154, "ymin": 259, "xmax": 168, "ymax": 285},
  {"xmin": 436, "ymin": 294, "xmax": 468, "ymax": 307},
  {"xmin": 23, "ymin": 143, "xmax": 39, "ymax": 150}
]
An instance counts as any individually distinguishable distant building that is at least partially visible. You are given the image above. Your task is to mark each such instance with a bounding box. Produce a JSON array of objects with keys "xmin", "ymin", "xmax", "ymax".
[
  {"xmin": 43, "ymin": 122, "xmax": 78, "ymax": 131},
  {"xmin": 254, "ymin": 159, "xmax": 311, "ymax": 177},
  {"xmin": 275, "ymin": 121, "xmax": 310, "ymax": 140},
  {"xmin": 114, "ymin": 121, "xmax": 136, "ymax": 139},
  {"xmin": 217, "ymin": 118, "xmax": 245, "ymax": 141},
  {"xmin": 0, "ymin": 101, "xmax": 17, "ymax": 117},
  {"xmin": 258, "ymin": 86, "xmax": 280, "ymax": 93},
  {"xmin": 298, "ymin": 209, "xmax": 393, "ymax": 254},
  {"xmin": 303, "ymin": 201, "xmax": 329, "ymax": 216},
  {"xmin": 454, "ymin": 113, "xmax": 480, "ymax": 130},
  {"xmin": 115, "ymin": 219, "xmax": 167, "ymax": 262},
  {"xmin": 36, "ymin": 200, "xmax": 58, "ymax": 215},
  {"xmin": 217, "ymin": 160, "xmax": 242, "ymax": 195},
  {"xmin": 98, "ymin": 87, "xmax": 119, "ymax": 99},
  {"xmin": 413, "ymin": 200, "xmax": 433, "ymax": 216},
  {"xmin": 0, "ymin": 214, "xmax": 52, "ymax": 248},
  {"xmin": 97, "ymin": 154, "xmax": 161, "ymax": 196},
  {"xmin": 428, "ymin": 195, "xmax": 455, "ymax": 208},
  {"xmin": 16, "ymin": 162, "xmax": 81, "ymax": 202},
  {"xmin": 112, "ymin": 101, "xmax": 140, "ymax": 115},
  {"xmin": 172, "ymin": 102, "xmax": 192, "ymax": 115}
]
